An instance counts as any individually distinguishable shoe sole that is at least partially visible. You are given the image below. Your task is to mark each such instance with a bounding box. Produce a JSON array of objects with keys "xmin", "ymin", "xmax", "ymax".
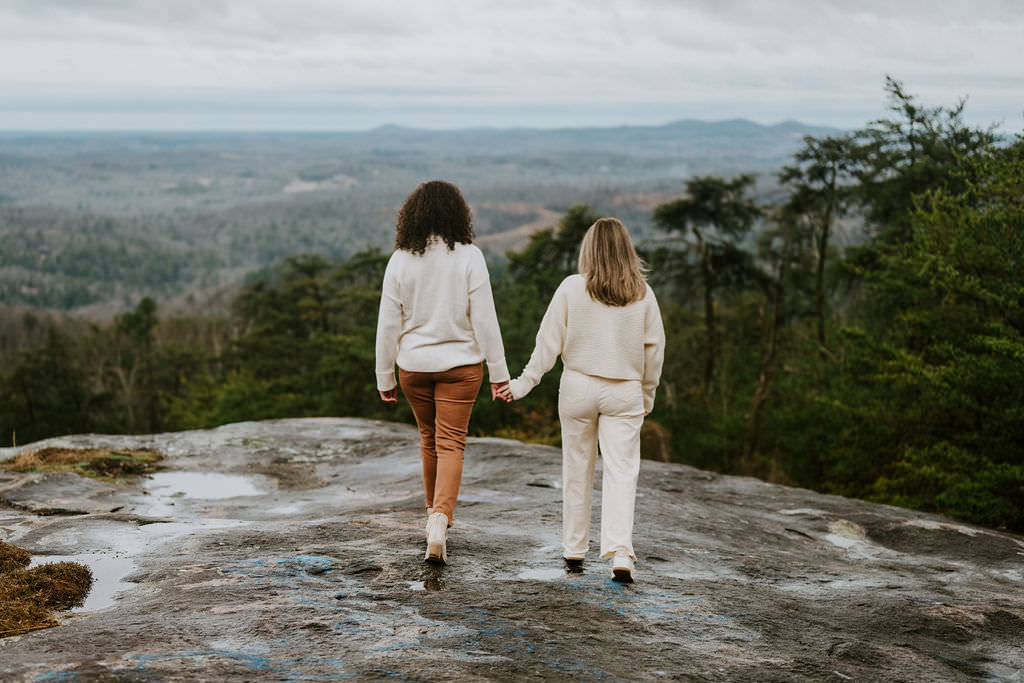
[
  {"xmin": 425, "ymin": 541, "xmax": 447, "ymax": 565},
  {"xmin": 563, "ymin": 558, "xmax": 584, "ymax": 574},
  {"xmin": 612, "ymin": 568, "xmax": 634, "ymax": 583}
]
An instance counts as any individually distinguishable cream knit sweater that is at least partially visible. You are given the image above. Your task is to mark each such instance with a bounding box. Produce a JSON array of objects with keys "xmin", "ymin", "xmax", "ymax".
[
  {"xmin": 508, "ymin": 274, "xmax": 665, "ymax": 412},
  {"xmin": 375, "ymin": 240, "xmax": 510, "ymax": 392}
]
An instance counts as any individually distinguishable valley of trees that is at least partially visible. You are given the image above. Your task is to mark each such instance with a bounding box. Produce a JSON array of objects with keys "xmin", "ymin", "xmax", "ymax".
[
  {"xmin": 0, "ymin": 118, "xmax": 828, "ymax": 315},
  {"xmin": 1, "ymin": 79, "xmax": 1021, "ymax": 532}
]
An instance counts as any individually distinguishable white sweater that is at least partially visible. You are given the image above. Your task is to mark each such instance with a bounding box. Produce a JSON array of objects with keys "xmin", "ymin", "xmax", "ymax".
[
  {"xmin": 375, "ymin": 240, "xmax": 510, "ymax": 391},
  {"xmin": 509, "ymin": 274, "xmax": 666, "ymax": 413}
]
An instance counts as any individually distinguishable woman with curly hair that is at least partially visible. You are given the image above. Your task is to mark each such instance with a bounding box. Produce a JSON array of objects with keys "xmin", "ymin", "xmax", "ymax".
[
  {"xmin": 509, "ymin": 218, "xmax": 665, "ymax": 583},
  {"xmin": 376, "ymin": 180, "xmax": 512, "ymax": 565}
]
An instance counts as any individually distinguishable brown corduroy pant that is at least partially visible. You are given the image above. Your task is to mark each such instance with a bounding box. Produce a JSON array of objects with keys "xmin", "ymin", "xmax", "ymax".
[{"xmin": 399, "ymin": 363, "xmax": 483, "ymax": 522}]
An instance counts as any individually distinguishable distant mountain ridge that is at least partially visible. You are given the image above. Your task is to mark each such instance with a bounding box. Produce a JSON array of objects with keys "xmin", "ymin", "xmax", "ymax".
[
  {"xmin": 0, "ymin": 117, "xmax": 842, "ymax": 161},
  {"xmin": 368, "ymin": 117, "xmax": 839, "ymax": 135},
  {"xmin": 358, "ymin": 117, "xmax": 844, "ymax": 158}
]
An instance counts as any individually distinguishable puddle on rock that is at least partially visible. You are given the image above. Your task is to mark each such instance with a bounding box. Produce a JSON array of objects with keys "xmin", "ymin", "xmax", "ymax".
[
  {"xmin": 414, "ymin": 565, "xmax": 448, "ymax": 591},
  {"xmin": 138, "ymin": 472, "xmax": 274, "ymax": 516},
  {"xmin": 145, "ymin": 472, "xmax": 272, "ymax": 498},
  {"xmin": 30, "ymin": 554, "xmax": 135, "ymax": 613},
  {"xmin": 516, "ymin": 567, "xmax": 566, "ymax": 581}
]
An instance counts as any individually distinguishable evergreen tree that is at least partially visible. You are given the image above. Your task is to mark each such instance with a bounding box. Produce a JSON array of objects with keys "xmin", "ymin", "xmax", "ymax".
[
  {"xmin": 653, "ymin": 175, "xmax": 761, "ymax": 399},
  {"xmin": 849, "ymin": 76, "xmax": 998, "ymax": 254},
  {"xmin": 779, "ymin": 134, "xmax": 855, "ymax": 346},
  {"xmin": 744, "ymin": 206, "xmax": 816, "ymax": 464},
  {"xmin": 836, "ymin": 139, "xmax": 1024, "ymax": 529},
  {"xmin": 0, "ymin": 329, "xmax": 106, "ymax": 446}
]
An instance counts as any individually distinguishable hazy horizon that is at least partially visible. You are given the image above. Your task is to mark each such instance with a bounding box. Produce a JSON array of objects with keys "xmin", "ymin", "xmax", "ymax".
[
  {"xmin": 0, "ymin": 115, "xmax": 844, "ymax": 135},
  {"xmin": 1, "ymin": 94, "xmax": 1017, "ymax": 135}
]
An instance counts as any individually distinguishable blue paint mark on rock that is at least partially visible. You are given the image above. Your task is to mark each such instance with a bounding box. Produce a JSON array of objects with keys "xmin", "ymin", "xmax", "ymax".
[{"xmin": 122, "ymin": 650, "xmax": 353, "ymax": 681}]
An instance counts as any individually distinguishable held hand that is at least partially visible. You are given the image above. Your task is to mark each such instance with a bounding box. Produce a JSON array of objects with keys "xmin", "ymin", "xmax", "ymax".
[
  {"xmin": 379, "ymin": 389, "xmax": 398, "ymax": 404},
  {"xmin": 491, "ymin": 381, "xmax": 513, "ymax": 402}
]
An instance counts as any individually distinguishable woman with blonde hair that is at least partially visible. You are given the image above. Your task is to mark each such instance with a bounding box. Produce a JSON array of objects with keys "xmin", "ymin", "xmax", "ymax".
[
  {"xmin": 376, "ymin": 180, "xmax": 512, "ymax": 565},
  {"xmin": 509, "ymin": 217, "xmax": 665, "ymax": 582}
]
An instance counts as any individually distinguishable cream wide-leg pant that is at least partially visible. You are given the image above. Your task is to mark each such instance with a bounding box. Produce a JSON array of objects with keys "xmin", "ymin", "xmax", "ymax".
[{"xmin": 558, "ymin": 368, "xmax": 644, "ymax": 561}]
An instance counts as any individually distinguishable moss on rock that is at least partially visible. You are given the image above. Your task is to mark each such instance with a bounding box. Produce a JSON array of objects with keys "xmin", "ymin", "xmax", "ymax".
[{"xmin": 1, "ymin": 447, "xmax": 162, "ymax": 483}]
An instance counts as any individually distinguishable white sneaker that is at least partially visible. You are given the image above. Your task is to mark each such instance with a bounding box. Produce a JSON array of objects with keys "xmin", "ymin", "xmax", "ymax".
[
  {"xmin": 425, "ymin": 512, "xmax": 449, "ymax": 564},
  {"xmin": 611, "ymin": 554, "xmax": 634, "ymax": 583}
]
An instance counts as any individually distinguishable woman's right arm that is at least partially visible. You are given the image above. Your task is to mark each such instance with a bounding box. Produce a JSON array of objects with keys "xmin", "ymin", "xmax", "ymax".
[
  {"xmin": 375, "ymin": 256, "xmax": 402, "ymax": 394},
  {"xmin": 509, "ymin": 282, "xmax": 569, "ymax": 400}
]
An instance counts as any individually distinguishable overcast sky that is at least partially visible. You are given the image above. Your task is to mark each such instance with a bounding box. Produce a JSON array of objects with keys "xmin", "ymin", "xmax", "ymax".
[{"xmin": 1, "ymin": 0, "xmax": 1021, "ymax": 131}]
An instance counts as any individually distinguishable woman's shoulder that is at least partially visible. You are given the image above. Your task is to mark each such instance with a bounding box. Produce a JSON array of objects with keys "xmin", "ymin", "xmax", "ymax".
[
  {"xmin": 562, "ymin": 273, "xmax": 585, "ymax": 288},
  {"xmin": 553, "ymin": 273, "xmax": 586, "ymax": 296},
  {"xmin": 405, "ymin": 239, "xmax": 481, "ymax": 262},
  {"xmin": 642, "ymin": 282, "xmax": 661, "ymax": 307},
  {"xmin": 451, "ymin": 242, "xmax": 490, "ymax": 272},
  {"xmin": 455, "ymin": 241, "xmax": 484, "ymax": 257},
  {"xmin": 544, "ymin": 275, "xmax": 586, "ymax": 307}
]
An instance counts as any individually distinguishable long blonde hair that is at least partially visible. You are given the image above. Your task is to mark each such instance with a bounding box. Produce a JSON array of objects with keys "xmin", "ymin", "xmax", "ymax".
[{"xmin": 577, "ymin": 218, "xmax": 647, "ymax": 306}]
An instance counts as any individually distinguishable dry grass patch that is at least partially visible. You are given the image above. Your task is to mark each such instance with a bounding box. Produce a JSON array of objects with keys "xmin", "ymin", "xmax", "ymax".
[
  {"xmin": 0, "ymin": 540, "xmax": 93, "ymax": 638},
  {"xmin": 0, "ymin": 448, "xmax": 141, "ymax": 636},
  {"xmin": 1, "ymin": 447, "xmax": 162, "ymax": 483},
  {"xmin": 0, "ymin": 539, "xmax": 31, "ymax": 572}
]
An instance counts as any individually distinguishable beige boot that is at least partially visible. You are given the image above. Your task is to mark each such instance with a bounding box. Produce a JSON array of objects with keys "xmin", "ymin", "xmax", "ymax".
[
  {"xmin": 425, "ymin": 512, "xmax": 449, "ymax": 564},
  {"xmin": 611, "ymin": 554, "xmax": 634, "ymax": 583}
]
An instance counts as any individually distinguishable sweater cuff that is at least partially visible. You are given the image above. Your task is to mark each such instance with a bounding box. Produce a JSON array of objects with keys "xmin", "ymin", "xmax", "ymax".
[
  {"xmin": 377, "ymin": 370, "xmax": 397, "ymax": 392},
  {"xmin": 643, "ymin": 390, "xmax": 655, "ymax": 414},
  {"xmin": 486, "ymin": 360, "xmax": 510, "ymax": 384},
  {"xmin": 509, "ymin": 377, "xmax": 532, "ymax": 400}
]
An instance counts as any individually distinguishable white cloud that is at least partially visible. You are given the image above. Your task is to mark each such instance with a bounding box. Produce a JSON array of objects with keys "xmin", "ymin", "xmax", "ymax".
[{"xmin": 0, "ymin": 0, "xmax": 1021, "ymax": 130}]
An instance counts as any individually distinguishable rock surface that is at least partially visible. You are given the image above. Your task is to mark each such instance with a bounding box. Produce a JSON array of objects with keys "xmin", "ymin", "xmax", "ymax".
[{"xmin": 0, "ymin": 417, "xmax": 1022, "ymax": 681}]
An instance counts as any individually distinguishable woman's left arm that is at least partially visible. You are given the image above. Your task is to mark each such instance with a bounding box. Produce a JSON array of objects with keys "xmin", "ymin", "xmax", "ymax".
[
  {"xmin": 467, "ymin": 249, "xmax": 511, "ymax": 385},
  {"xmin": 642, "ymin": 288, "xmax": 666, "ymax": 415}
]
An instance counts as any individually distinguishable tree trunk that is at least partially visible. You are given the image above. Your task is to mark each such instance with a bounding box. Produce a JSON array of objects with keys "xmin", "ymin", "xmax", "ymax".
[
  {"xmin": 747, "ymin": 285, "xmax": 780, "ymax": 460},
  {"xmin": 18, "ymin": 376, "xmax": 35, "ymax": 424},
  {"xmin": 747, "ymin": 224, "xmax": 795, "ymax": 461},
  {"xmin": 815, "ymin": 171, "xmax": 835, "ymax": 346},
  {"xmin": 112, "ymin": 364, "xmax": 137, "ymax": 430},
  {"xmin": 695, "ymin": 227, "xmax": 715, "ymax": 400}
]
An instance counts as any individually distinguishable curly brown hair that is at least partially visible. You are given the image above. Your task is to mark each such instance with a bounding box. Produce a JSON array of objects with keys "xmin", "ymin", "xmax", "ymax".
[{"xmin": 395, "ymin": 180, "xmax": 475, "ymax": 254}]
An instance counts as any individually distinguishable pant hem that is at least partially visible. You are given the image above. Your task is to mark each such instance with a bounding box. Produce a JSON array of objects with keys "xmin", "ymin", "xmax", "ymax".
[{"xmin": 600, "ymin": 550, "xmax": 636, "ymax": 561}]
